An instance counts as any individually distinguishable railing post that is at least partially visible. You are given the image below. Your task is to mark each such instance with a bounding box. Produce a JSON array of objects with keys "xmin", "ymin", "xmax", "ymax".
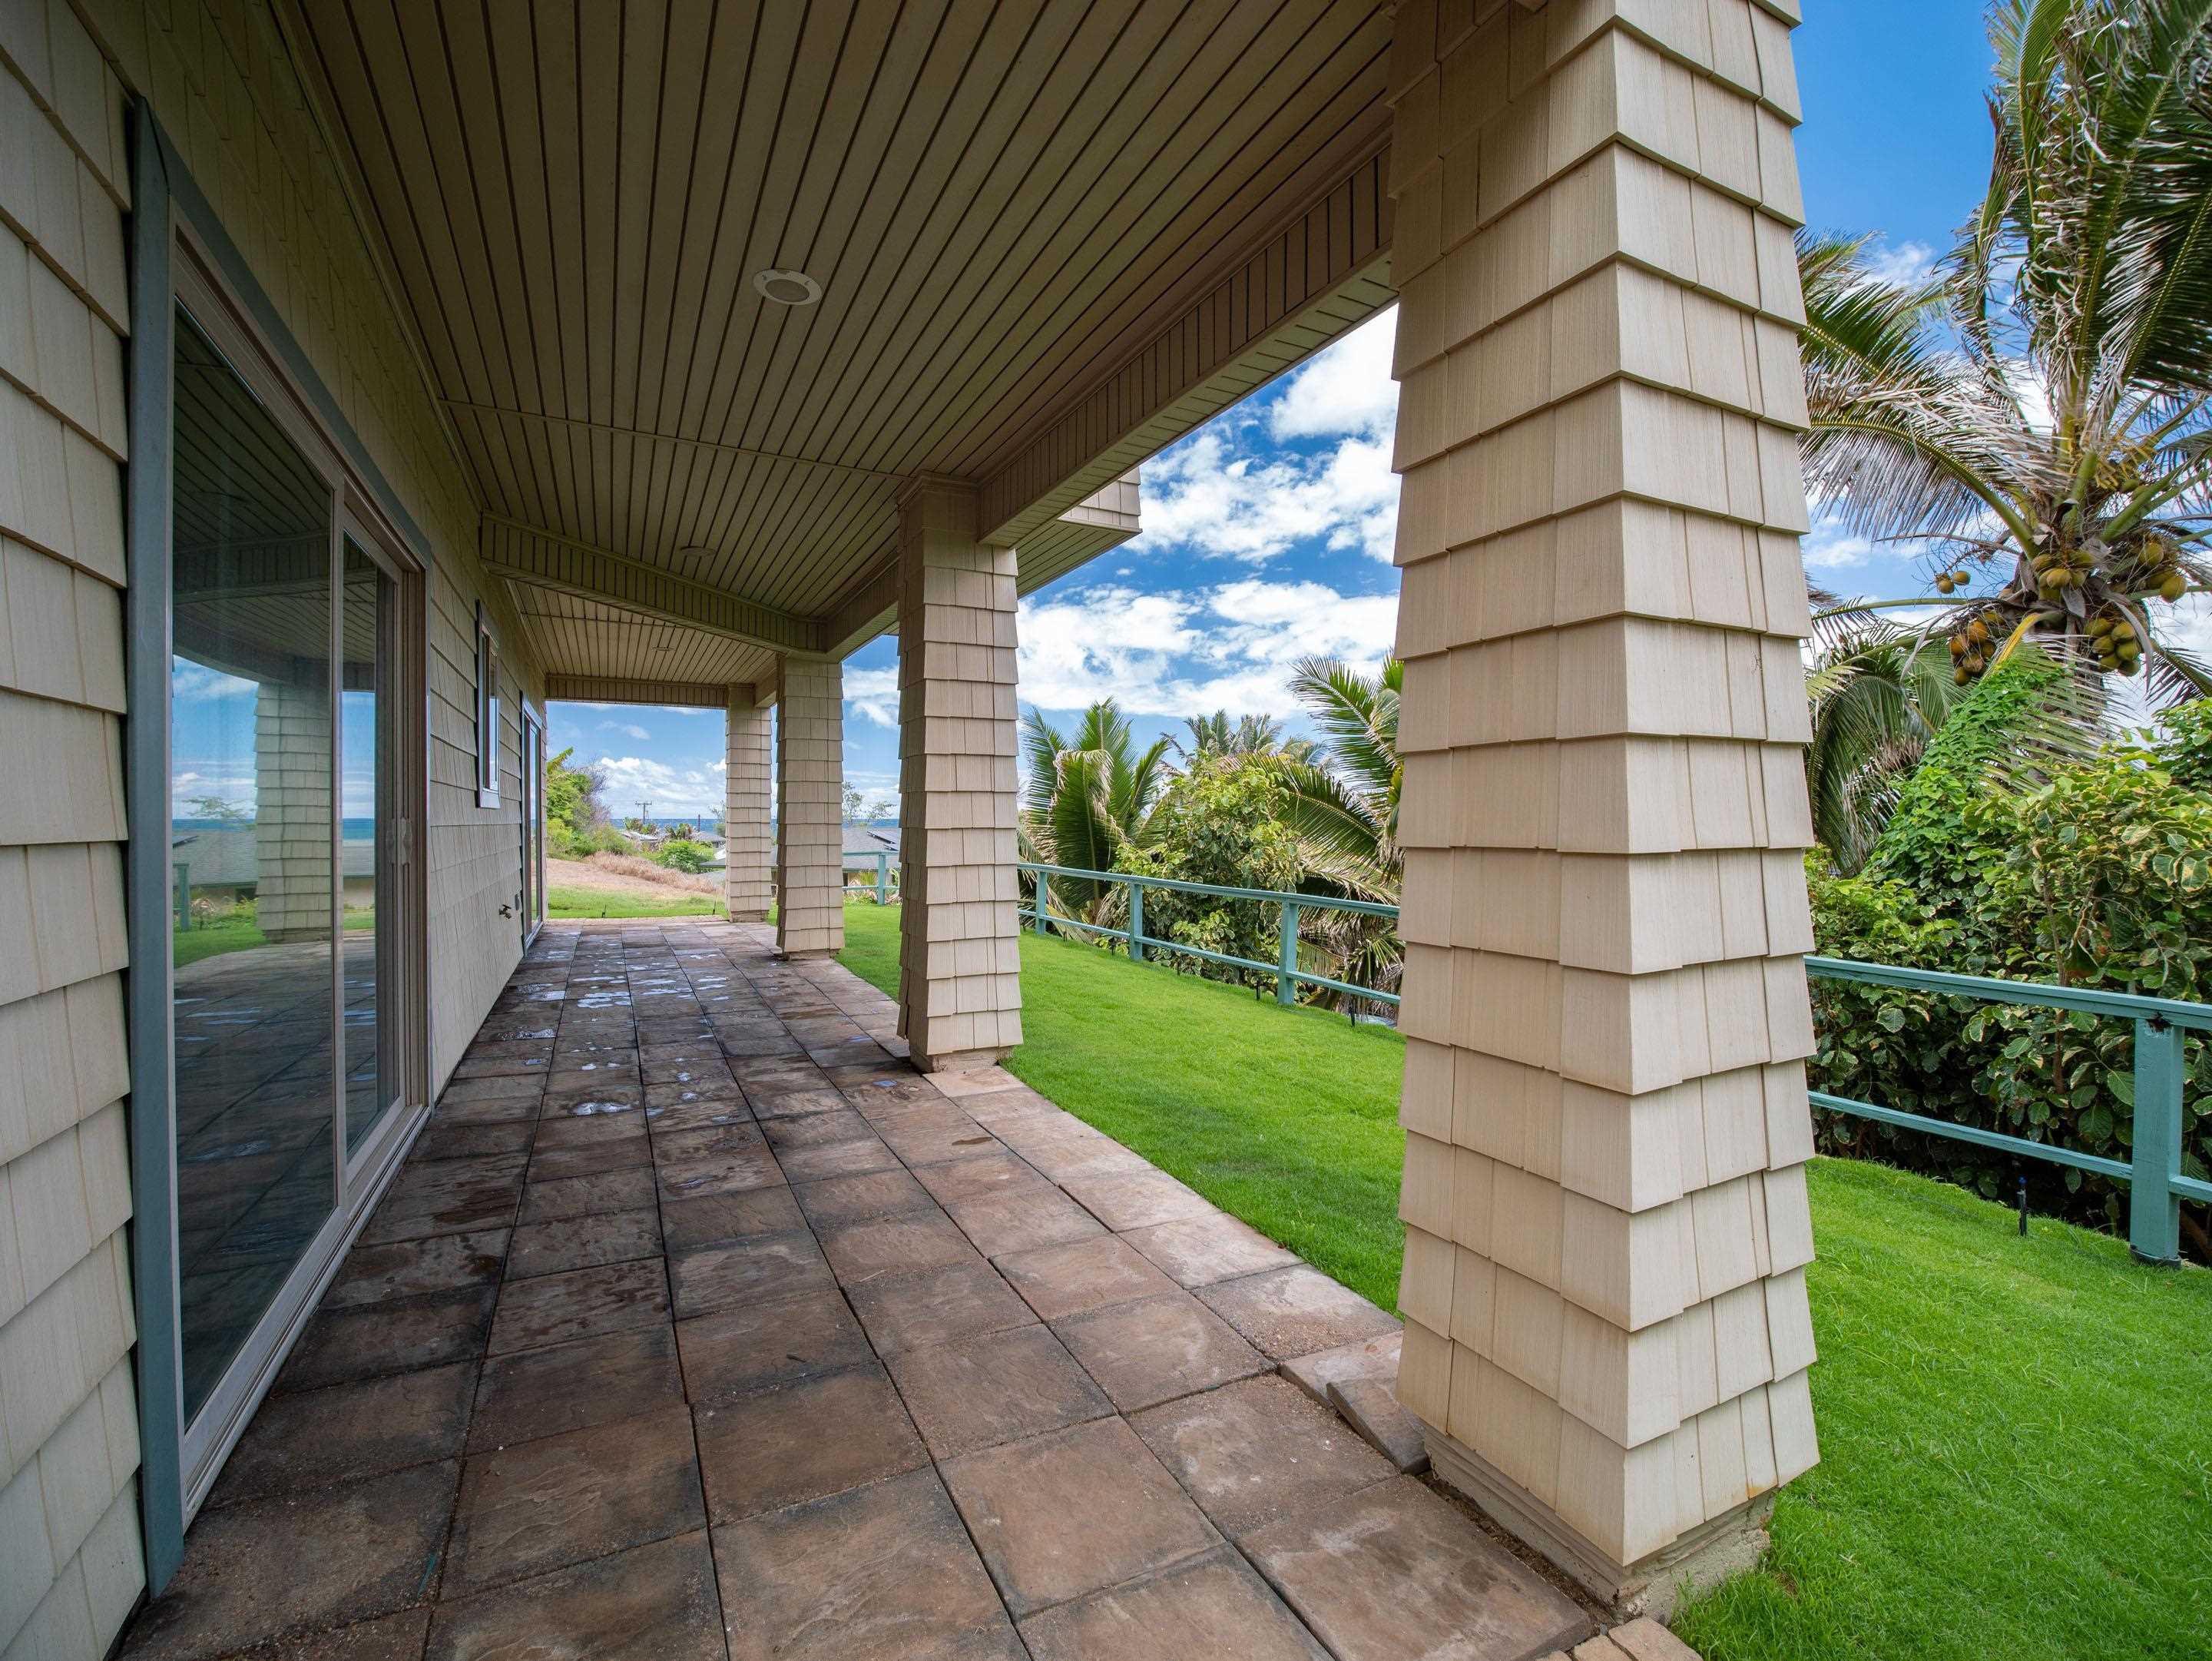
[
  {"xmin": 2131, "ymin": 1017, "xmax": 2184, "ymax": 1265},
  {"xmin": 1277, "ymin": 901, "xmax": 1300, "ymax": 1006},
  {"xmin": 876, "ymin": 852, "xmax": 888, "ymax": 905},
  {"xmin": 1128, "ymin": 881, "xmax": 1144, "ymax": 963}
]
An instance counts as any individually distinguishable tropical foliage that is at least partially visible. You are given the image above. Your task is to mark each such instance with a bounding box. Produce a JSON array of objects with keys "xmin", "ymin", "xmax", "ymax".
[
  {"xmin": 1807, "ymin": 663, "xmax": 2212, "ymax": 1251},
  {"xmin": 1796, "ymin": 0, "xmax": 2212, "ymax": 707},
  {"xmin": 652, "ymin": 837, "xmax": 716, "ymax": 874},
  {"xmin": 1802, "ymin": 591, "xmax": 1965, "ymax": 870},
  {"xmin": 1269, "ymin": 657, "xmax": 1405, "ymax": 1000},
  {"xmin": 1113, "ymin": 757, "xmax": 1307, "ymax": 987},
  {"xmin": 546, "ymin": 746, "xmax": 628, "ymax": 858},
  {"xmin": 1173, "ymin": 710, "xmax": 1316, "ymax": 762},
  {"xmin": 1020, "ymin": 700, "xmax": 1174, "ymax": 925},
  {"xmin": 1017, "ymin": 659, "xmax": 1406, "ymax": 1004}
]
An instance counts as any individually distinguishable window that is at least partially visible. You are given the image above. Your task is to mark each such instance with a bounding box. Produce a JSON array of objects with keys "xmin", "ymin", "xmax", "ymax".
[{"xmin": 475, "ymin": 600, "xmax": 501, "ymax": 806}]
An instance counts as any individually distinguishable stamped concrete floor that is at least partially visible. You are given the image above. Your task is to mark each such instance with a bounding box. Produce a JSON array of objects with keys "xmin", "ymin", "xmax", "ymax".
[{"xmin": 121, "ymin": 920, "xmax": 1599, "ymax": 1661}]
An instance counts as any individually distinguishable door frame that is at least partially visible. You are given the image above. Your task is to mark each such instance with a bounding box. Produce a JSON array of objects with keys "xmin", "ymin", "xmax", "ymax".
[
  {"xmin": 521, "ymin": 705, "xmax": 546, "ymax": 947},
  {"xmin": 337, "ymin": 507, "xmax": 430, "ymax": 1187},
  {"xmin": 125, "ymin": 102, "xmax": 438, "ymax": 1582}
]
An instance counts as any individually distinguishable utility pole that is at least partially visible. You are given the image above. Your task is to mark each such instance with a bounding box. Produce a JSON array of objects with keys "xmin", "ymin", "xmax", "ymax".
[{"xmin": 637, "ymin": 799, "xmax": 651, "ymax": 826}]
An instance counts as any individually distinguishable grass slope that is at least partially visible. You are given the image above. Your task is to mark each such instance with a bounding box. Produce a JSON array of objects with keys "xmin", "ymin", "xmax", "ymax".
[
  {"xmin": 548, "ymin": 886, "xmax": 723, "ymax": 920},
  {"xmin": 838, "ymin": 900, "xmax": 1409, "ymax": 1308},
  {"xmin": 173, "ymin": 913, "xmax": 267, "ymax": 968},
  {"xmin": 839, "ymin": 899, "xmax": 2211, "ymax": 1661},
  {"xmin": 1675, "ymin": 1157, "xmax": 2211, "ymax": 1661}
]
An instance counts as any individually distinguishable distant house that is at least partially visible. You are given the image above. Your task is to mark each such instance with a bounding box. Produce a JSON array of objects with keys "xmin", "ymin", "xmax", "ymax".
[
  {"xmin": 171, "ymin": 827, "xmax": 377, "ymax": 914},
  {"xmin": 842, "ymin": 825, "xmax": 900, "ymax": 887},
  {"xmin": 843, "ymin": 824, "xmax": 899, "ymax": 860}
]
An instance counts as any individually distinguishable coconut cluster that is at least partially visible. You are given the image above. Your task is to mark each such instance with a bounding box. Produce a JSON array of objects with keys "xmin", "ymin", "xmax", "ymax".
[{"xmin": 1942, "ymin": 531, "xmax": 2192, "ymax": 685}]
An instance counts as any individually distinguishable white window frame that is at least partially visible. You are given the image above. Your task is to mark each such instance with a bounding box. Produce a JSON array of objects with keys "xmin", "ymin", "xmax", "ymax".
[{"xmin": 475, "ymin": 600, "xmax": 502, "ymax": 807}]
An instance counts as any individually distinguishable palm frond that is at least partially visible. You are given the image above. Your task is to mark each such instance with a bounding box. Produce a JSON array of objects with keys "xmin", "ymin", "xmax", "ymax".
[{"xmin": 1286, "ymin": 655, "xmax": 1400, "ymax": 804}]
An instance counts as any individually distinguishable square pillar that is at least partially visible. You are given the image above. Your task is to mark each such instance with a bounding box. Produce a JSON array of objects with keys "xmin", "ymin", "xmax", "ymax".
[
  {"xmin": 1386, "ymin": 0, "xmax": 1820, "ymax": 1611},
  {"xmin": 253, "ymin": 675, "xmax": 332, "ymax": 943},
  {"xmin": 775, "ymin": 657, "xmax": 843, "ymax": 957},
  {"xmin": 725, "ymin": 682, "xmax": 773, "ymax": 921},
  {"xmin": 894, "ymin": 476, "xmax": 1023, "ymax": 1073}
]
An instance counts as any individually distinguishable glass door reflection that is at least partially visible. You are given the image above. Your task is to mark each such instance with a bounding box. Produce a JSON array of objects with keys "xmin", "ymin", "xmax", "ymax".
[
  {"xmin": 340, "ymin": 539, "xmax": 399, "ymax": 1153},
  {"xmin": 169, "ymin": 304, "xmax": 337, "ymax": 1421}
]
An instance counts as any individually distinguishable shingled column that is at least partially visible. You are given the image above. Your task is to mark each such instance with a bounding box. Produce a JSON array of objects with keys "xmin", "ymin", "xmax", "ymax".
[
  {"xmin": 253, "ymin": 675, "xmax": 333, "ymax": 943},
  {"xmin": 895, "ymin": 476, "xmax": 1023, "ymax": 1072},
  {"xmin": 775, "ymin": 658, "xmax": 843, "ymax": 957},
  {"xmin": 1386, "ymin": 0, "xmax": 1821, "ymax": 1610},
  {"xmin": 725, "ymin": 683, "xmax": 773, "ymax": 923}
]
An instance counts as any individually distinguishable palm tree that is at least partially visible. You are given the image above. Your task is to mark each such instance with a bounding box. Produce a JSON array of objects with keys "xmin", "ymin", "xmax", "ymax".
[
  {"xmin": 1803, "ymin": 592, "xmax": 1966, "ymax": 871},
  {"xmin": 1019, "ymin": 699, "xmax": 1174, "ymax": 928},
  {"xmin": 1272, "ymin": 656, "xmax": 1404, "ymax": 998},
  {"xmin": 1174, "ymin": 710, "xmax": 1318, "ymax": 763},
  {"xmin": 1799, "ymin": 0, "xmax": 2212, "ymax": 708}
]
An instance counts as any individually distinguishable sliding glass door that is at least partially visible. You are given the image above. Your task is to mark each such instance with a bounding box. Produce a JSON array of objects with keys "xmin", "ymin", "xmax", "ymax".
[
  {"xmin": 521, "ymin": 711, "xmax": 545, "ymax": 945},
  {"xmin": 169, "ymin": 303, "xmax": 341, "ymax": 1423},
  {"xmin": 167, "ymin": 283, "xmax": 425, "ymax": 1495},
  {"xmin": 340, "ymin": 536, "xmax": 403, "ymax": 1154}
]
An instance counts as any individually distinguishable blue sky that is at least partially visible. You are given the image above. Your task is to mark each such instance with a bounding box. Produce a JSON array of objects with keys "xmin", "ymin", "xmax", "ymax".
[{"xmin": 548, "ymin": 4, "xmax": 2006, "ymax": 821}]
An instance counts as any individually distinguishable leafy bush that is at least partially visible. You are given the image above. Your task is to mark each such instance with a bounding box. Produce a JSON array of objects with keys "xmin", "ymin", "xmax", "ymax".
[
  {"xmin": 653, "ymin": 837, "xmax": 715, "ymax": 875},
  {"xmin": 1111, "ymin": 756, "xmax": 1305, "ymax": 990},
  {"xmin": 1810, "ymin": 678, "xmax": 2212, "ymax": 1248},
  {"xmin": 548, "ymin": 819, "xmax": 627, "ymax": 860},
  {"xmin": 2150, "ymin": 698, "xmax": 2212, "ymax": 794}
]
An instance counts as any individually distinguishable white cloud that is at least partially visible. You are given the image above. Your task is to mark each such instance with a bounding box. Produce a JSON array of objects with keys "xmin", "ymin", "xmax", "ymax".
[
  {"xmin": 1864, "ymin": 239, "xmax": 1937, "ymax": 287},
  {"xmin": 1016, "ymin": 576, "xmax": 1398, "ymax": 718},
  {"xmin": 592, "ymin": 754, "xmax": 725, "ymax": 816},
  {"xmin": 843, "ymin": 666, "xmax": 900, "ymax": 728},
  {"xmin": 1126, "ymin": 310, "xmax": 1402, "ymax": 569},
  {"xmin": 173, "ymin": 663, "xmax": 257, "ymax": 701},
  {"xmin": 1269, "ymin": 309, "xmax": 1399, "ymax": 441},
  {"xmin": 1134, "ymin": 427, "xmax": 1401, "ymax": 567},
  {"xmin": 172, "ymin": 767, "xmax": 257, "ymax": 817},
  {"xmin": 2002, "ymin": 356, "xmax": 2055, "ymax": 434},
  {"xmin": 1802, "ymin": 519, "xmax": 1876, "ymax": 570},
  {"xmin": 598, "ymin": 719, "xmax": 651, "ymax": 741}
]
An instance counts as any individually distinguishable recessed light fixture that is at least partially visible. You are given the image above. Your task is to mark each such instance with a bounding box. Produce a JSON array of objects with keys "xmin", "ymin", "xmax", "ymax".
[{"xmin": 752, "ymin": 268, "xmax": 821, "ymax": 307}]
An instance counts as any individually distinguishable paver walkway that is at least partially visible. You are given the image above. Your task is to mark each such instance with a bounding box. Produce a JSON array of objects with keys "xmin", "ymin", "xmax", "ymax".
[{"xmin": 121, "ymin": 919, "xmax": 1605, "ymax": 1661}]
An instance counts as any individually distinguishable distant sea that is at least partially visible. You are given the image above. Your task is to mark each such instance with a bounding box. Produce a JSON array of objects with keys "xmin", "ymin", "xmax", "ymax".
[{"xmin": 177, "ymin": 817, "xmax": 383, "ymax": 837}]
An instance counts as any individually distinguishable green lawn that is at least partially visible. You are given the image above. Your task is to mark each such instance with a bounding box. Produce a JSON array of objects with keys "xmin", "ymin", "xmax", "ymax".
[
  {"xmin": 839, "ymin": 899, "xmax": 2212, "ymax": 1661},
  {"xmin": 174, "ymin": 913, "xmax": 267, "ymax": 968},
  {"xmin": 1673, "ymin": 1157, "xmax": 2212, "ymax": 1661},
  {"xmin": 548, "ymin": 885, "xmax": 724, "ymax": 920}
]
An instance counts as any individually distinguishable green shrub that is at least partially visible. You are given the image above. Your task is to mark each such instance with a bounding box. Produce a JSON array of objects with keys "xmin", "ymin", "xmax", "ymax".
[
  {"xmin": 1810, "ymin": 697, "xmax": 2212, "ymax": 1242},
  {"xmin": 1111, "ymin": 757, "xmax": 1304, "ymax": 990},
  {"xmin": 653, "ymin": 837, "xmax": 715, "ymax": 875},
  {"xmin": 2149, "ymin": 698, "xmax": 2212, "ymax": 794}
]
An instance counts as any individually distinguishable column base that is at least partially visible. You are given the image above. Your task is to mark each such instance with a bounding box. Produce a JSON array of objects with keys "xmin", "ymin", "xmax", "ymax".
[
  {"xmin": 909, "ymin": 1046, "xmax": 1012, "ymax": 1076},
  {"xmin": 727, "ymin": 909, "xmax": 769, "ymax": 923},
  {"xmin": 1425, "ymin": 1427, "xmax": 1772, "ymax": 1621}
]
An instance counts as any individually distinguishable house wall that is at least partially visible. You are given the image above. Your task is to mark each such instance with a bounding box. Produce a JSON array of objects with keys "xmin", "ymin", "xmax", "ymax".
[
  {"xmin": 0, "ymin": 2, "xmax": 144, "ymax": 1656},
  {"xmin": 58, "ymin": 0, "xmax": 545, "ymax": 1071},
  {"xmin": 0, "ymin": 0, "xmax": 547, "ymax": 1651}
]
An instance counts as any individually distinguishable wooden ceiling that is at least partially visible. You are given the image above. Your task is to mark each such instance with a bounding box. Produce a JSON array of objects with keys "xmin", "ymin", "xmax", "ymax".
[{"xmin": 280, "ymin": 0, "xmax": 1396, "ymax": 678}]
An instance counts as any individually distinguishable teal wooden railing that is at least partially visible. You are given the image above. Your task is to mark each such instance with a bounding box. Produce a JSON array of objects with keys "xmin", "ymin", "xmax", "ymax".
[
  {"xmin": 1012, "ymin": 859, "xmax": 2209, "ymax": 1265},
  {"xmin": 1018, "ymin": 860, "xmax": 1400, "ymax": 1009}
]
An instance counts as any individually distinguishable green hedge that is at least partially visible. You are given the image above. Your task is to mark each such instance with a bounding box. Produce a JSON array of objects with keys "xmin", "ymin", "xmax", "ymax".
[{"xmin": 1808, "ymin": 665, "xmax": 2212, "ymax": 1242}]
